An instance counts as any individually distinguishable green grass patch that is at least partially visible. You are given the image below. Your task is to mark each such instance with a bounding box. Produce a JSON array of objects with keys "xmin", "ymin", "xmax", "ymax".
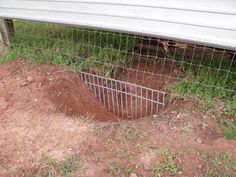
[
  {"xmin": 152, "ymin": 149, "xmax": 182, "ymax": 177},
  {"xmin": 219, "ymin": 119, "xmax": 236, "ymax": 140},
  {"xmin": 224, "ymin": 100, "xmax": 236, "ymax": 117},
  {"xmin": 169, "ymin": 50, "xmax": 236, "ymax": 105},
  {"xmin": 1, "ymin": 20, "xmax": 135, "ymax": 76},
  {"xmin": 202, "ymin": 152, "xmax": 236, "ymax": 177},
  {"xmin": 26, "ymin": 154, "xmax": 82, "ymax": 177}
]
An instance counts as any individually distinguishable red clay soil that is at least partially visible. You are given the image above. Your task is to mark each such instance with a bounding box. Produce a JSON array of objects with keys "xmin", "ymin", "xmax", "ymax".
[
  {"xmin": 46, "ymin": 76, "xmax": 118, "ymax": 121},
  {"xmin": 121, "ymin": 61, "xmax": 183, "ymax": 90},
  {"xmin": 0, "ymin": 59, "xmax": 118, "ymax": 121}
]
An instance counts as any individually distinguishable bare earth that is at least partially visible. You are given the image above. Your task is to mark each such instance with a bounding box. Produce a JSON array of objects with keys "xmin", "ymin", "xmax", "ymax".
[{"xmin": 0, "ymin": 59, "xmax": 235, "ymax": 177}]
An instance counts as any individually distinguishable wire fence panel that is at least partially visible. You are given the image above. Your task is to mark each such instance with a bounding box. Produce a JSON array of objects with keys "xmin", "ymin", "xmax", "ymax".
[
  {"xmin": 80, "ymin": 71, "xmax": 165, "ymax": 119},
  {"xmin": 0, "ymin": 20, "xmax": 235, "ymax": 118}
]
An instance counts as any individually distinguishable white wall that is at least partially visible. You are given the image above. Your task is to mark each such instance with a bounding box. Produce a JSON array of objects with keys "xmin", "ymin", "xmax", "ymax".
[{"xmin": 0, "ymin": 0, "xmax": 236, "ymax": 50}]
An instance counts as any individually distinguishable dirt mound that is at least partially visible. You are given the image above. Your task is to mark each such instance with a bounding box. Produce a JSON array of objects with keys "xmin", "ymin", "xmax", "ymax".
[
  {"xmin": 46, "ymin": 76, "xmax": 119, "ymax": 121},
  {"xmin": 0, "ymin": 59, "xmax": 118, "ymax": 121}
]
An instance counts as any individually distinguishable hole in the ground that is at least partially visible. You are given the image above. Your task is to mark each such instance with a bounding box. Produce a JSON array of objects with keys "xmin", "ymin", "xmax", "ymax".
[
  {"xmin": 80, "ymin": 71, "xmax": 166, "ymax": 119},
  {"xmin": 46, "ymin": 61, "xmax": 180, "ymax": 121},
  {"xmin": 79, "ymin": 60, "xmax": 183, "ymax": 119}
]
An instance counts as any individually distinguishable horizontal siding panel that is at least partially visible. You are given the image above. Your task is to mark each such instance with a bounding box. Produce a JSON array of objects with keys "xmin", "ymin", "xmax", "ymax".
[
  {"xmin": 1, "ymin": 1, "xmax": 236, "ymax": 30},
  {"xmin": 0, "ymin": 0, "xmax": 236, "ymax": 49},
  {"xmin": 21, "ymin": 0, "xmax": 236, "ymax": 14}
]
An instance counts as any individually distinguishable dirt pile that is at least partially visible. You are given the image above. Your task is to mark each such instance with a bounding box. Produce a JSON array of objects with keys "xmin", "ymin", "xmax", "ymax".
[
  {"xmin": 0, "ymin": 59, "xmax": 119, "ymax": 121},
  {"xmin": 46, "ymin": 76, "xmax": 119, "ymax": 121}
]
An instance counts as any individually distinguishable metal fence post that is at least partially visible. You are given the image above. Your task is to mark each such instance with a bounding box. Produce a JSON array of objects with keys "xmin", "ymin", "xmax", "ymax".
[{"xmin": 0, "ymin": 19, "xmax": 15, "ymax": 47}]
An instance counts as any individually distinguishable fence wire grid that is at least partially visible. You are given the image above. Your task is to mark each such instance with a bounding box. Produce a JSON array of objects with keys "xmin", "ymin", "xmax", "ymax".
[{"xmin": 1, "ymin": 20, "xmax": 236, "ymax": 119}]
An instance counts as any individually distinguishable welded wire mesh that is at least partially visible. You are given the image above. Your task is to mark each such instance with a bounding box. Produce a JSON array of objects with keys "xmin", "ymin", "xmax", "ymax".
[{"xmin": 1, "ymin": 20, "xmax": 236, "ymax": 119}]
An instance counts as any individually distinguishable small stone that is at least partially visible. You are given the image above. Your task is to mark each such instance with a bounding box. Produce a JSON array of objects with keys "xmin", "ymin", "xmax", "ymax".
[
  {"xmin": 177, "ymin": 113, "xmax": 181, "ymax": 118},
  {"xmin": 197, "ymin": 122, "xmax": 208, "ymax": 129},
  {"xmin": 27, "ymin": 76, "xmax": 34, "ymax": 82},
  {"xmin": 20, "ymin": 82, "xmax": 27, "ymax": 87},
  {"xmin": 0, "ymin": 97, "xmax": 8, "ymax": 112},
  {"xmin": 195, "ymin": 137, "xmax": 202, "ymax": 144},
  {"xmin": 153, "ymin": 115, "xmax": 158, "ymax": 118},
  {"xmin": 215, "ymin": 101, "xmax": 224, "ymax": 115},
  {"xmin": 130, "ymin": 173, "xmax": 138, "ymax": 177},
  {"xmin": 37, "ymin": 82, "xmax": 43, "ymax": 87},
  {"xmin": 139, "ymin": 151, "xmax": 156, "ymax": 170}
]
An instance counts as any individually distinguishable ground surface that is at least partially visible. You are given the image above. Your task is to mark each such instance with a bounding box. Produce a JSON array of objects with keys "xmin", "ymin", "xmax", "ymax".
[{"xmin": 0, "ymin": 60, "xmax": 235, "ymax": 177}]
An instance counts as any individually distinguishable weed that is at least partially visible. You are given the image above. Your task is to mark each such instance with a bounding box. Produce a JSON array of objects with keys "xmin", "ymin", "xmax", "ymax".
[
  {"xmin": 27, "ymin": 154, "xmax": 82, "ymax": 177},
  {"xmin": 115, "ymin": 126, "xmax": 147, "ymax": 144},
  {"xmin": 152, "ymin": 149, "xmax": 182, "ymax": 177},
  {"xmin": 198, "ymin": 100, "xmax": 215, "ymax": 113},
  {"xmin": 0, "ymin": 155, "xmax": 8, "ymax": 171},
  {"xmin": 170, "ymin": 51, "xmax": 236, "ymax": 110},
  {"xmin": 116, "ymin": 148, "xmax": 137, "ymax": 161},
  {"xmin": 219, "ymin": 119, "xmax": 236, "ymax": 140},
  {"xmin": 109, "ymin": 162, "xmax": 138, "ymax": 177},
  {"xmin": 109, "ymin": 162, "xmax": 124, "ymax": 177},
  {"xmin": 0, "ymin": 46, "xmax": 21, "ymax": 64},
  {"xmin": 59, "ymin": 154, "xmax": 81, "ymax": 177},
  {"xmin": 35, "ymin": 155, "xmax": 57, "ymax": 177},
  {"xmin": 202, "ymin": 152, "xmax": 236, "ymax": 177},
  {"xmin": 223, "ymin": 99, "xmax": 236, "ymax": 117},
  {"xmin": 103, "ymin": 124, "xmax": 147, "ymax": 145}
]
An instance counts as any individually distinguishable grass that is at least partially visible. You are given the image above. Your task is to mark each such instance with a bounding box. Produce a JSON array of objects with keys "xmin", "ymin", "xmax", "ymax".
[
  {"xmin": 202, "ymin": 152, "xmax": 236, "ymax": 177},
  {"xmin": 169, "ymin": 51, "xmax": 236, "ymax": 139},
  {"xmin": 116, "ymin": 148, "xmax": 138, "ymax": 161},
  {"xmin": 26, "ymin": 154, "xmax": 82, "ymax": 177},
  {"xmin": 109, "ymin": 162, "xmax": 124, "ymax": 177},
  {"xmin": 219, "ymin": 119, "xmax": 236, "ymax": 140},
  {"xmin": 107, "ymin": 126, "xmax": 147, "ymax": 145},
  {"xmin": 109, "ymin": 162, "xmax": 138, "ymax": 177},
  {"xmin": 224, "ymin": 99, "xmax": 236, "ymax": 117},
  {"xmin": 152, "ymin": 149, "xmax": 182, "ymax": 177},
  {"xmin": 196, "ymin": 99, "xmax": 236, "ymax": 140},
  {"xmin": 1, "ymin": 20, "xmax": 135, "ymax": 77},
  {"xmin": 170, "ymin": 57, "xmax": 236, "ymax": 100},
  {"xmin": 169, "ymin": 47, "xmax": 236, "ymax": 104}
]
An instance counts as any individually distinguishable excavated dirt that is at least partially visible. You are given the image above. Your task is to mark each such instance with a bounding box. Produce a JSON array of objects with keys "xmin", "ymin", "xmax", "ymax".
[
  {"xmin": 46, "ymin": 77, "xmax": 119, "ymax": 121},
  {"xmin": 0, "ymin": 59, "xmax": 118, "ymax": 121}
]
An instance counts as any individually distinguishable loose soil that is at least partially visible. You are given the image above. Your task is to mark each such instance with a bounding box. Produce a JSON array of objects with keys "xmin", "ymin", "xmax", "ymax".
[
  {"xmin": 0, "ymin": 59, "xmax": 118, "ymax": 121},
  {"xmin": 0, "ymin": 59, "xmax": 235, "ymax": 177},
  {"xmin": 47, "ymin": 76, "xmax": 118, "ymax": 121}
]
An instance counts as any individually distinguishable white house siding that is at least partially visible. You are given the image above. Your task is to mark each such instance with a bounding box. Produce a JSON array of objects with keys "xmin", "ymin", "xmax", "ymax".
[{"xmin": 0, "ymin": 0, "xmax": 236, "ymax": 50}]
